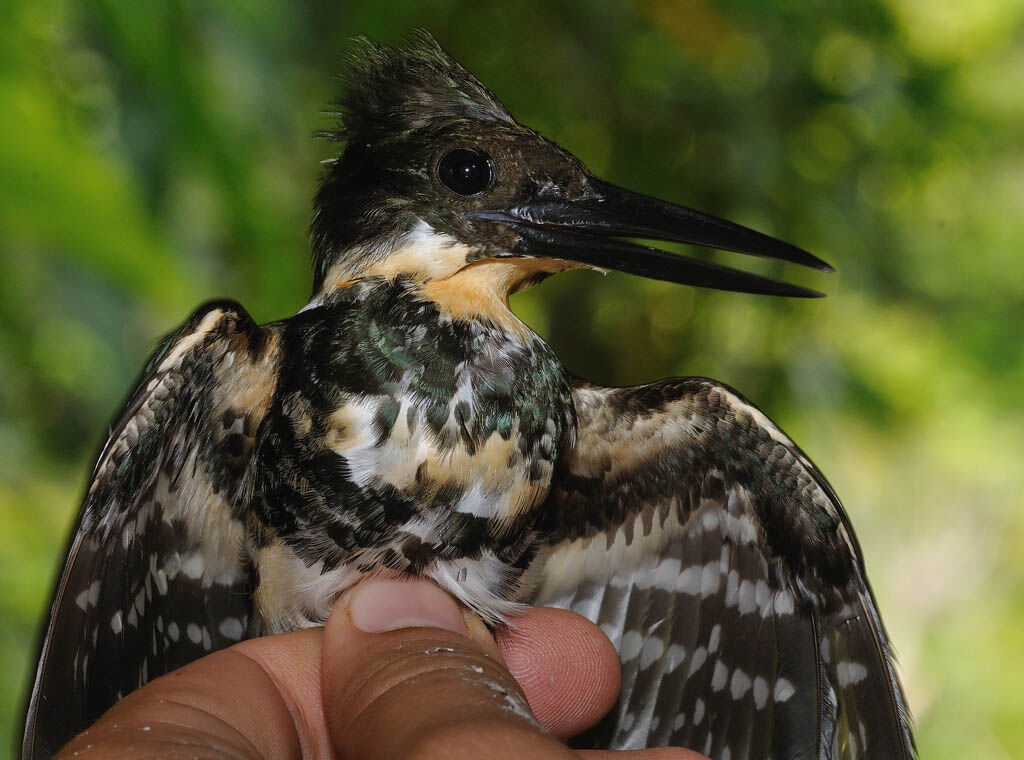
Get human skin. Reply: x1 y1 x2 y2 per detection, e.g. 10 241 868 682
55 577 707 760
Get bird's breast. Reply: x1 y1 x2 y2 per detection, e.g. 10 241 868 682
251 279 575 626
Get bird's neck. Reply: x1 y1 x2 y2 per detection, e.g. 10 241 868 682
311 218 577 334
416 260 540 337
313 259 556 338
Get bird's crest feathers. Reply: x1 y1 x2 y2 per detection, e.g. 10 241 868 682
327 31 514 144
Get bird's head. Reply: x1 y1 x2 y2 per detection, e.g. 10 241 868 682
310 32 831 312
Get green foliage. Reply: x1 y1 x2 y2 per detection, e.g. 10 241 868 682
2 1 1022 756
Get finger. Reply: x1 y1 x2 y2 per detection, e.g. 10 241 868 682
579 750 710 760
496 606 621 739
233 627 333 758
56 630 323 760
322 577 576 760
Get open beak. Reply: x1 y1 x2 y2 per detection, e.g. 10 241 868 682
471 177 832 297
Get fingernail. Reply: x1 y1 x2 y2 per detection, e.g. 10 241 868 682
346 578 467 635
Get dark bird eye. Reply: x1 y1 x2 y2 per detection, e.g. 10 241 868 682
437 148 493 196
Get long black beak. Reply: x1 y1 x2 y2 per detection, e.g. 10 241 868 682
471 177 831 297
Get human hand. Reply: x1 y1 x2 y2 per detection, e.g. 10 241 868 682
56 577 707 759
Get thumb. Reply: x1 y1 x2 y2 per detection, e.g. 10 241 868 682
322 577 575 760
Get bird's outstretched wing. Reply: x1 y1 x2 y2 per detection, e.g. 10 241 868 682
22 301 280 760
526 378 914 759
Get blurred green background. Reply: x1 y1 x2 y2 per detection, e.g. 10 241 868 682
2 0 1022 757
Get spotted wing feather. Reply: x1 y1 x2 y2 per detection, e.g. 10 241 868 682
22 301 279 760
527 378 914 759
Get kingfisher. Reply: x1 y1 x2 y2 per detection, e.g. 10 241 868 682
23 31 914 760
